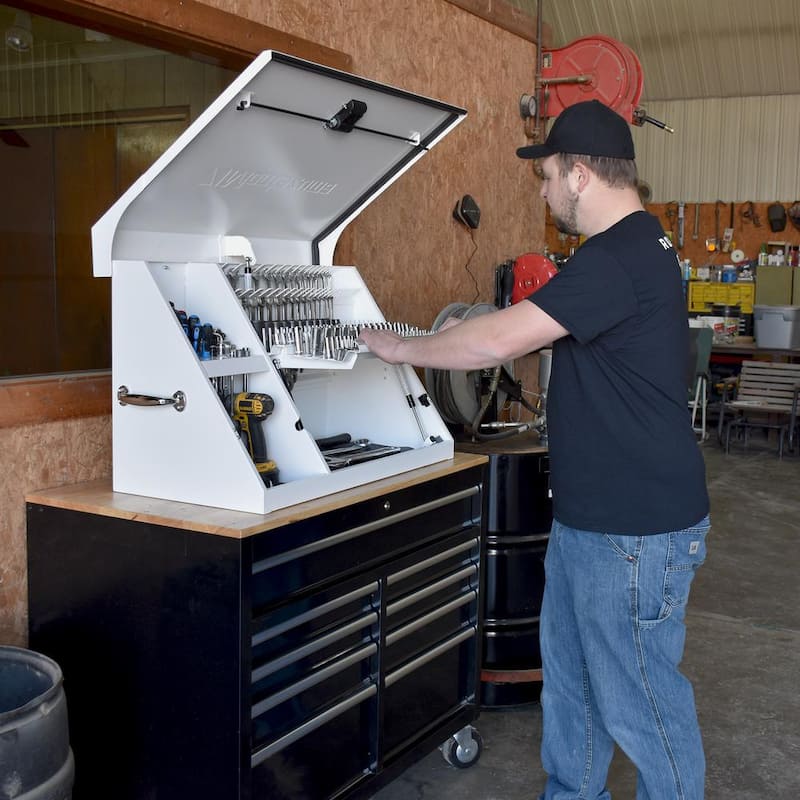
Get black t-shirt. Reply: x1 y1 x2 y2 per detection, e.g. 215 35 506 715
530 211 709 534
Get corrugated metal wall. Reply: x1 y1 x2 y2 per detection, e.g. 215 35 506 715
508 0 800 202
537 0 800 101
632 95 800 202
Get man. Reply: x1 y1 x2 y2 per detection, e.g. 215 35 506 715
360 99 710 800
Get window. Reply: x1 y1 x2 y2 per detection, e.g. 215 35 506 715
0 4 236 376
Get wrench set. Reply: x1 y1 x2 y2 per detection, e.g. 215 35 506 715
222 262 430 361
223 263 336 322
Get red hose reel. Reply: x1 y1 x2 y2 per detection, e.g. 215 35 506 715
541 35 643 123
521 35 670 132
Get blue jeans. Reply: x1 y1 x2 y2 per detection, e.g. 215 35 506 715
538 516 710 800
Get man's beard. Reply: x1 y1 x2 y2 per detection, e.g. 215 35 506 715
552 190 579 236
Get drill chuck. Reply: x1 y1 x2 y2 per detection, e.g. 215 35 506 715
234 394 274 418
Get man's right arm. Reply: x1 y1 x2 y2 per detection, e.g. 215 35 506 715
359 300 568 369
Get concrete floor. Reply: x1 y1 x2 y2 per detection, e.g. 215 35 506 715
371 439 800 799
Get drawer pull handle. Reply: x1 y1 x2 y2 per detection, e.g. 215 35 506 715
384 627 475 688
486 533 550 546
251 642 377 719
252 486 481 575
387 538 478 586
251 683 378 766
251 582 379 647
385 591 476 647
252 612 378 683
117 385 186 412
386 565 477 616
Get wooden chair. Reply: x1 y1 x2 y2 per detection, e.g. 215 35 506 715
719 360 800 457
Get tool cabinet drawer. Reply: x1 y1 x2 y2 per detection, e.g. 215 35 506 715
250 577 380 751
249 470 483 607
380 529 480 760
382 625 478 759
251 683 377 799
384 533 479 672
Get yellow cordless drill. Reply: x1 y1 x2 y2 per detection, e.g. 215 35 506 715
232 392 279 487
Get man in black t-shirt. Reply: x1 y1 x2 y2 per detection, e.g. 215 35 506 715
360 100 710 800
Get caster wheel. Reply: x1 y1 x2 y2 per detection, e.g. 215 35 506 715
440 726 483 768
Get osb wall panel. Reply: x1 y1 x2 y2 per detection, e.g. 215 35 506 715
213 0 545 328
1 0 545 644
0 417 111 645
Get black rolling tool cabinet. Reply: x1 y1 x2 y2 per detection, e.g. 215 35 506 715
27 453 487 800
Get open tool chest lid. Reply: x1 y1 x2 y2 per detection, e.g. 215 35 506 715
92 51 466 275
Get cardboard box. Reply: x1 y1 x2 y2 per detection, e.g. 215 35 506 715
755 265 793 305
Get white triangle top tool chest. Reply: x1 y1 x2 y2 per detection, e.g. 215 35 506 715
92 51 466 514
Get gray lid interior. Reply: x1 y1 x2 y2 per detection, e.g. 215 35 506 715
102 51 465 260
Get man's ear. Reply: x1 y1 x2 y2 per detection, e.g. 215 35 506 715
572 161 591 193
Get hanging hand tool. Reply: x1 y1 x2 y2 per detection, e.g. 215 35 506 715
712 200 724 251
677 202 685 249
232 392 279 486
665 202 677 243
722 202 734 253
741 202 761 228
693 203 700 240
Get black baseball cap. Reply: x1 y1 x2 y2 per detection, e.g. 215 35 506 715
517 99 635 160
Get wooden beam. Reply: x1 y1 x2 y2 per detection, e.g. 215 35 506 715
0 373 112 429
12 0 352 72
443 0 551 46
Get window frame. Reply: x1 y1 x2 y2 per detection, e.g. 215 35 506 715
0 0 351 428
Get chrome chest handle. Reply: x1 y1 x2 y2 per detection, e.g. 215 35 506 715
117 385 186 412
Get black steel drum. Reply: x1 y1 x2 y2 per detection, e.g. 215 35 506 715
457 433 553 706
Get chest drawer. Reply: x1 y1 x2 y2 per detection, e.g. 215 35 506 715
249 469 483 608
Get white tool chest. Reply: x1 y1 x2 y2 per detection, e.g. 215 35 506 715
92 51 466 514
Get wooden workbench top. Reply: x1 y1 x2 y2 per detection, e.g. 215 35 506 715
26 452 488 539
712 338 800 356
455 430 548 456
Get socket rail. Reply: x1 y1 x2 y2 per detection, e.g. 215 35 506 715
223 262 430 363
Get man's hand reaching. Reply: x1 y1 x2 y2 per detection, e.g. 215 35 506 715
358 328 406 364
358 302 567 370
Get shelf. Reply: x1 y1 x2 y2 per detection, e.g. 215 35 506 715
267 345 359 371
201 355 270 378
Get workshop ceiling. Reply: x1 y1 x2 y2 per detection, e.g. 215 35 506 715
509 0 800 102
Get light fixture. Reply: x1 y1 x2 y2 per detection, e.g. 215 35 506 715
5 10 33 53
